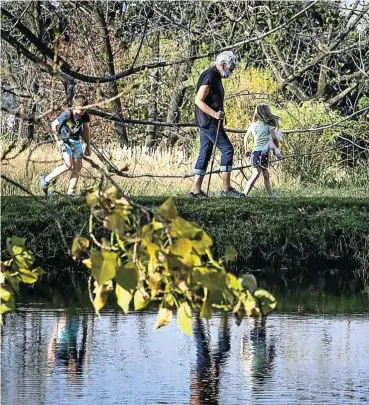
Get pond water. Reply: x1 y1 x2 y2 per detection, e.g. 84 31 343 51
1 295 369 405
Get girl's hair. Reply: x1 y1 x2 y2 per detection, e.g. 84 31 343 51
253 104 280 128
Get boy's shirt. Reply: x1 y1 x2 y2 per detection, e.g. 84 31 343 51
57 110 90 140
250 121 274 151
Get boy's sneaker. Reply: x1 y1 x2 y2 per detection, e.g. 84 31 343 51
39 175 50 196
220 187 245 198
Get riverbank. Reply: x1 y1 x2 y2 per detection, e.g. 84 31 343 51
2 195 369 292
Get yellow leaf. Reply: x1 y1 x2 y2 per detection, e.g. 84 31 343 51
103 186 119 200
115 284 132 314
90 251 117 285
93 284 109 312
170 237 192 256
18 269 38 284
191 231 213 255
148 273 162 298
83 259 92 269
71 237 90 260
170 217 201 239
155 307 173 329
0 286 12 302
227 273 240 291
12 246 34 269
86 189 99 206
0 270 5 284
177 302 192 336
134 289 150 310
243 292 260 317
254 289 277 316
156 198 178 221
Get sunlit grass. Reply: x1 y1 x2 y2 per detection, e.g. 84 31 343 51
1 141 368 198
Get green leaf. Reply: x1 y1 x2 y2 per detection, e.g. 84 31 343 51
177 302 192 336
224 246 237 262
134 289 150 310
155 307 173 329
200 299 213 320
115 284 132 314
4 271 20 294
32 267 45 277
90 251 117 285
71 237 90 259
6 237 26 256
18 269 38 284
115 264 138 291
156 198 178 221
241 274 257 293
193 268 227 303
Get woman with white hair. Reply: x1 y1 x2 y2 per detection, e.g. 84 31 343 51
190 51 245 198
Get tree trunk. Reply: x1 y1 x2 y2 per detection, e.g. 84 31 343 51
145 31 160 150
96 6 128 145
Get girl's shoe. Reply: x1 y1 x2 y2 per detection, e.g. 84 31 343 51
66 191 78 197
269 193 278 199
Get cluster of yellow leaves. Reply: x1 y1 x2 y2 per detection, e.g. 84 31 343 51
72 187 277 335
1 237 44 323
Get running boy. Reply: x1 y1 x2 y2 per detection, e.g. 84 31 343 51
39 95 91 196
243 104 280 198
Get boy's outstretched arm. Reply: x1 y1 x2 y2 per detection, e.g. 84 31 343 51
51 119 60 142
83 123 91 156
244 127 252 156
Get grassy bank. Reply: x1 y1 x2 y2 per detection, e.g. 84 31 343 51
1 195 369 292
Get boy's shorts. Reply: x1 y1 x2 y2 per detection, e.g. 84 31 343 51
252 150 268 169
61 139 83 158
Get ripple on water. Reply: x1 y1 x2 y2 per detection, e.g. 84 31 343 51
1 307 369 405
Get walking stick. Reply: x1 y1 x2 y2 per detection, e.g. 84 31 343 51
206 118 222 197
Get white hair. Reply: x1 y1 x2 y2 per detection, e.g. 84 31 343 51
216 51 238 68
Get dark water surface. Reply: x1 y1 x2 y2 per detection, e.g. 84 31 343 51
1 297 369 405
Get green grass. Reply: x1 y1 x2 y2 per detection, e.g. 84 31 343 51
2 195 369 291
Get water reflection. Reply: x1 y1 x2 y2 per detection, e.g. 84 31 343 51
240 318 276 391
47 312 87 384
2 308 369 405
190 315 231 405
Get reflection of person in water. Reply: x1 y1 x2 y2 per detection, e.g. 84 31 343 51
240 318 276 389
190 314 231 405
47 312 87 383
